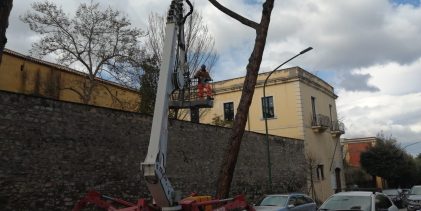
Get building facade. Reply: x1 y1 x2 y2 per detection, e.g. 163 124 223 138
200 67 345 201
342 137 378 168
0 49 140 111
341 137 385 188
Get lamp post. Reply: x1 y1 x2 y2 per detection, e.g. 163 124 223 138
403 141 421 150
263 47 313 192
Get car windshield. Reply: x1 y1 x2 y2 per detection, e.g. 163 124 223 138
410 187 421 195
257 196 288 207
319 195 371 211
383 189 398 195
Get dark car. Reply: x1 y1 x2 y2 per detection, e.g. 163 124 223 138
402 189 411 195
383 189 403 208
407 185 421 211
254 193 317 211
401 189 410 207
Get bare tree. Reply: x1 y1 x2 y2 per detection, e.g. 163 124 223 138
0 0 13 64
303 153 320 202
209 0 275 199
145 10 218 76
144 9 218 119
21 1 144 104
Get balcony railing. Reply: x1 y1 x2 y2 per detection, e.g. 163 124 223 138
169 78 214 109
330 120 345 137
311 114 330 132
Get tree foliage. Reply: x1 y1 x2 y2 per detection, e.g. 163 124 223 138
415 154 421 184
0 0 13 63
211 115 233 128
21 1 144 103
344 163 373 189
138 56 160 114
360 138 417 187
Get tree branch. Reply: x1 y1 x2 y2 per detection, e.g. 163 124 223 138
97 82 125 109
208 0 259 29
61 86 83 101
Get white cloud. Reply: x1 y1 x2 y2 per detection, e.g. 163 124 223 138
356 59 421 95
5 0 421 148
338 74 421 143
336 57 421 142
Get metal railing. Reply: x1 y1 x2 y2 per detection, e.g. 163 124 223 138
169 78 214 108
331 120 345 134
311 114 330 128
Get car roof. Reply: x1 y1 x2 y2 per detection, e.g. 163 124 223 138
265 193 307 197
332 191 376 197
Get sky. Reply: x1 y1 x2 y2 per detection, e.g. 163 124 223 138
5 0 421 155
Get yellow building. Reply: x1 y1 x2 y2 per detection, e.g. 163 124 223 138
0 49 140 111
201 67 345 201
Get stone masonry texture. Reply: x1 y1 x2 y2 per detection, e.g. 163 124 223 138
0 90 306 210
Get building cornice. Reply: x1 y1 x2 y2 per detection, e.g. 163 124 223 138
342 137 380 144
213 67 338 99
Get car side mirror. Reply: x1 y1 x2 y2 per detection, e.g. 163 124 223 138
287 204 295 209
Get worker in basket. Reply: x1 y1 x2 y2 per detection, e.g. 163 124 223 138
194 64 213 100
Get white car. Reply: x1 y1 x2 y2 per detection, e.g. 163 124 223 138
407 185 421 211
318 191 398 211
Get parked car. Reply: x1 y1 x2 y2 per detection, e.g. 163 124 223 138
382 189 403 208
254 193 317 211
407 185 421 211
318 191 398 211
401 188 410 207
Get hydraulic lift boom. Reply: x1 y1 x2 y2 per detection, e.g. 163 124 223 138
140 0 188 208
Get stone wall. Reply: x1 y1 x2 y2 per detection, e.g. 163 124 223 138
0 90 306 210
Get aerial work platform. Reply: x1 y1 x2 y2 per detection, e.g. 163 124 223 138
169 78 214 109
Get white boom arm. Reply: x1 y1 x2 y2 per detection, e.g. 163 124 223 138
141 0 187 208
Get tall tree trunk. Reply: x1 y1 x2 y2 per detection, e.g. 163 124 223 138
215 0 274 199
0 0 13 64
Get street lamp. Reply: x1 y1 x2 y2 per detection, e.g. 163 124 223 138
403 141 421 150
263 47 313 192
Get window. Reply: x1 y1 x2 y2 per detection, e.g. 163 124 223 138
319 195 371 211
375 194 392 210
288 196 297 206
304 196 315 204
257 196 288 206
296 196 306 206
261 96 274 118
311 96 316 122
329 104 333 121
316 164 324 180
223 102 234 121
